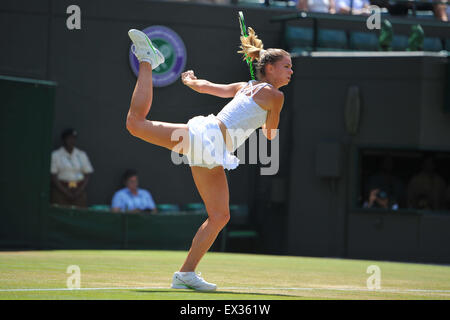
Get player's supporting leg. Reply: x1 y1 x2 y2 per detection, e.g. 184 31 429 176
181 166 230 270
171 165 230 291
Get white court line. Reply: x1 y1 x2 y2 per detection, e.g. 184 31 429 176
225 287 450 294
0 287 167 292
0 286 450 294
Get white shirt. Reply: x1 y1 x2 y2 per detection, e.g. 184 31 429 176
111 188 156 212
216 81 270 152
51 147 94 182
336 0 369 12
308 0 331 12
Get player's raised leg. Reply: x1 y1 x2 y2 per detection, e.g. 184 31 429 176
126 29 189 152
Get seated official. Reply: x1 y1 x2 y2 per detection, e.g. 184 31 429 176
50 128 94 208
111 169 157 213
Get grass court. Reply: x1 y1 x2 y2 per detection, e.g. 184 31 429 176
1 250 450 300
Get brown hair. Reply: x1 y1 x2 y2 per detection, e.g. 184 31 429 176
238 27 290 79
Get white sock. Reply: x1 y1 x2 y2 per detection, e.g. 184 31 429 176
139 59 153 67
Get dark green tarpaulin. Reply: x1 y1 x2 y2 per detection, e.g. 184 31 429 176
44 206 207 250
0 75 56 250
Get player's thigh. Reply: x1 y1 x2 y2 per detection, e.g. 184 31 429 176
132 120 190 154
190 166 230 219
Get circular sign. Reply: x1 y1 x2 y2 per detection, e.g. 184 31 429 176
129 26 187 87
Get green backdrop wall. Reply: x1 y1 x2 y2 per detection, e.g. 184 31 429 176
0 76 56 249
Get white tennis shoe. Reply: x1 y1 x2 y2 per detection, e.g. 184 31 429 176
171 271 217 292
128 29 165 69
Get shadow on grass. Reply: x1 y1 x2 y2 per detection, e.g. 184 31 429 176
134 289 299 298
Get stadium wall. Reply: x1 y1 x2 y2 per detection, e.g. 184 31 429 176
286 52 450 263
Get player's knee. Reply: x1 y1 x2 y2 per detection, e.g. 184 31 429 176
220 212 230 226
209 209 230 229
126 115 140 136
126 115 136 135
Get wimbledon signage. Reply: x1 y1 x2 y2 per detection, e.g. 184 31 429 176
129 25 187 87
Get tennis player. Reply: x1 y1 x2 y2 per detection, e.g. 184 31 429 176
127 27 293 291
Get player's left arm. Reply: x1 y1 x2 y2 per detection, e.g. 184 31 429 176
181 70 246 98
262 91 284 140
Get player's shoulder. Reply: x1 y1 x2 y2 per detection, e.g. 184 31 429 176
262 87 283 112
261 83 283 96
272 88 284 100
236 81 249 87
263 86 284 104
232 81 248 92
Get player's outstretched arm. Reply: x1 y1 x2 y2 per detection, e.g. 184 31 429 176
181 70 246 98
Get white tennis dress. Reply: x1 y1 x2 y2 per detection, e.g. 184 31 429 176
185 80 272 170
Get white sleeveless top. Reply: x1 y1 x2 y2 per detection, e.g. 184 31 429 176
216 80 272 152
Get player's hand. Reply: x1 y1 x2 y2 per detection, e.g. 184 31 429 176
181 70 197 85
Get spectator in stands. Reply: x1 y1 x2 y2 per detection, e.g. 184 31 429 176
297 0 336 13
380 0 447 20
413 0 449 21
111 169 157 213
172 0 231 3
434 0 448 21
50 128 94 208
335 0 371 15
363 155 404 210
363 188 397 209
407 156 446 210
418 0 449 21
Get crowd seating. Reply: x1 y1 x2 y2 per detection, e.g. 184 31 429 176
233 0 450 53
273 13 450 53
